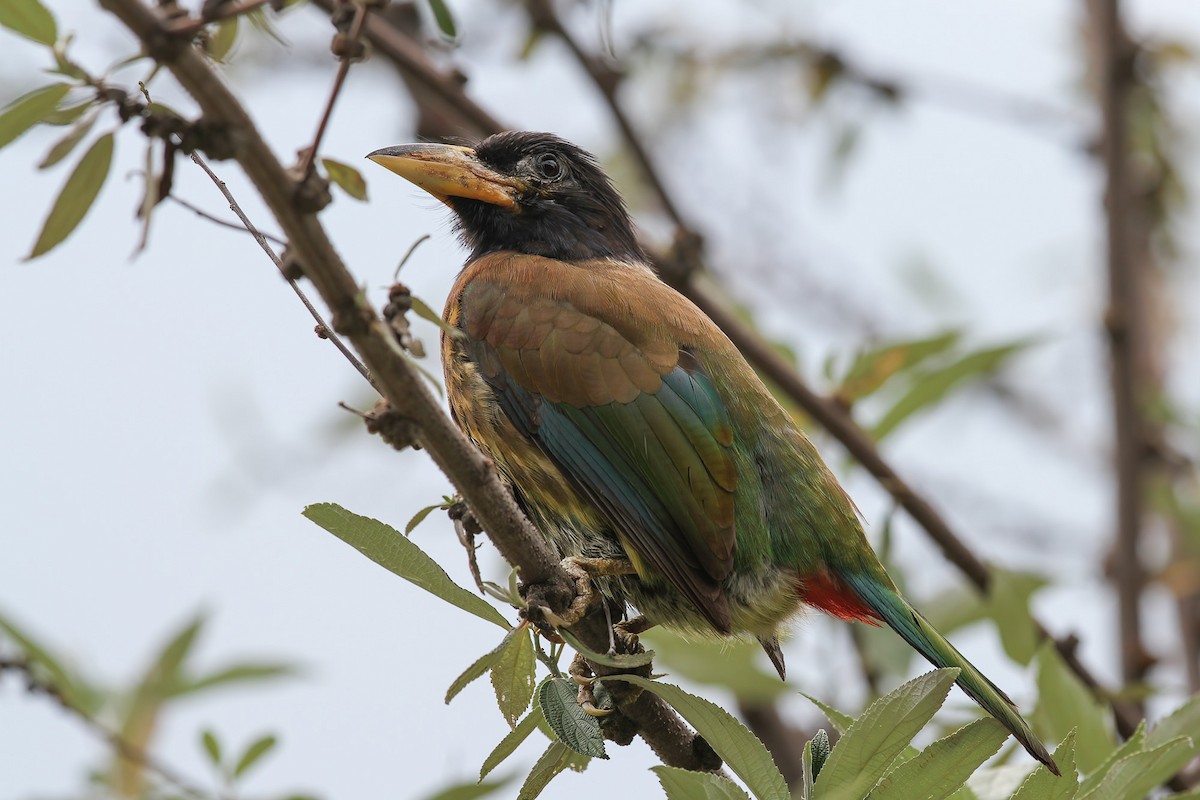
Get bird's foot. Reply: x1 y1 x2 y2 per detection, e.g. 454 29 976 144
569 653 612 716
539 556 636 630
609 615 654 656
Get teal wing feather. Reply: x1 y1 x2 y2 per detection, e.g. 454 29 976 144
459 283 739 632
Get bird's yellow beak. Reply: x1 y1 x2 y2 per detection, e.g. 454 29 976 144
366 143 523 210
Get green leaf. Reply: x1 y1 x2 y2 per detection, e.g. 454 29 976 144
641 628 787 704
603 675 788 800
27 131 114 259
0 0 57 45
233 734 277 779
802 737 817 800
1011 731 1078 800
206 16 238 62
38 106 98 169
558 629 655 669
411 295 465 340
810 729 831 779
872 339 1034 440
302 503 509 629
426 0 456 39
1077 722 1143 796
984 570 1046 666
870 718 1008 800
406 502 445 535
322 157 368 201
0 83 69 150
446 628 521 705
200 729 222 767
0 609 97 712
422 777 513 800
178 661 296 696
517 741 588 800
1146 693 1200 751
1078 737 1193 800
801 693 857 735
652 766 751 800
491 626 536 727
537 677 607 759
1032 644 1114 773
815 668 959 800
43 100 91 126
480 708 541 781
837 330 961 402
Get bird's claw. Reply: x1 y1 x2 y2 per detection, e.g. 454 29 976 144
540 557 597 629
569 653 613 716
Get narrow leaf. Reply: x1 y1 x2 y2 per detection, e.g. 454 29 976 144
1077 722 1143 797
559 629 655 669
1146 693 1200 751
0 610 95 711
480 708 541 781
39 107 98 169
1032 644 1114 773
1011 731 1078 800
206 16 238 62
0 83 69 150
0 0 57 45
872 340 1034 440
815 668 959 800
517 741 588 800
406 502 444 535
322 157 368 201
801 694 856 734
303 503 509 629
537 677 607 758
177 661 296 697
837 330 960 402
27 131 114 259
201 729 222 766
1078 737 1193 800
426 0 457 39
491 626 536 726
422 777 513 800
603 675 788 800
446 629 520 705
870 718 1008 800
233 734 277 779
802 738 816 800
652 766 751 800
411 295 465 340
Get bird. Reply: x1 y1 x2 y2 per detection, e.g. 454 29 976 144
367 131 1057 774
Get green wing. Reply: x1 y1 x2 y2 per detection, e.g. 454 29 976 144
460 283 739 631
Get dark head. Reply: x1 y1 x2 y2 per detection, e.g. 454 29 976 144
367 131 642 262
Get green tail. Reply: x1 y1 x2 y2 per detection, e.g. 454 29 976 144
842 572 1059 775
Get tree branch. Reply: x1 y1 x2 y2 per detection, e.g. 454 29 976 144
1088 0 1151 700
97 0 713 771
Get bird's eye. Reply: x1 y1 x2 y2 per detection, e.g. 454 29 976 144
534 153 564 181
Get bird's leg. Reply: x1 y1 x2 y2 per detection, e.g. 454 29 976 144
540 556 636 629
568 653 611 717
611 615 654 654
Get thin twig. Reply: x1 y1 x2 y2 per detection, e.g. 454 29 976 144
298 1 367 178
188 151 375 389
167 194 287 246
0 659 220 800
166 0 273 36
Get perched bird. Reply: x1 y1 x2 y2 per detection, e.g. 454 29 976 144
368 131 1057 774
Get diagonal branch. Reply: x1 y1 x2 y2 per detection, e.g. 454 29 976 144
97 0 715 771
